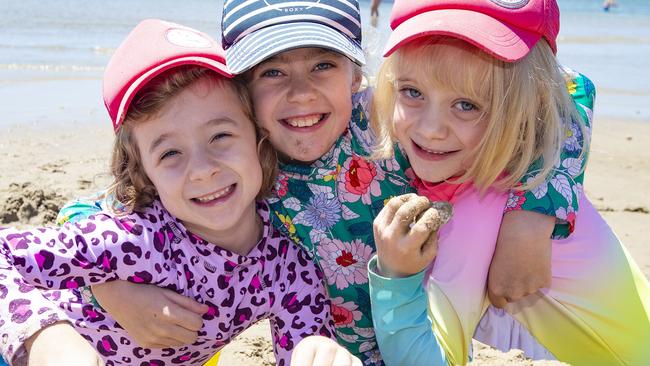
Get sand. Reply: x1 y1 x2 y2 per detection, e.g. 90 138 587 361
1 116 648 365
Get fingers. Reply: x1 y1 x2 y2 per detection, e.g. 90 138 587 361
136 321 199 347
375 193 418 230
165 289 210 315
419 231 439 261
291 336 361 366
291 340 316 365
330 347 362 366
310 347 336 366
139 326 198 348
391 195 431 233
162 291 207 331
427 201 453 230
406 201 452 248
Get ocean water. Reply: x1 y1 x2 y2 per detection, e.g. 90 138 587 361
1 0 649 126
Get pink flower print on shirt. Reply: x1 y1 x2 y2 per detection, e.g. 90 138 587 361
275 174 289 198
330 296 362 328
555 206 577 233
317 238 373 290
338 156 383 205
505 190 527 212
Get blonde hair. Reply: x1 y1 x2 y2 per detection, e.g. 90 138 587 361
105 66 277 214
372 37 587 192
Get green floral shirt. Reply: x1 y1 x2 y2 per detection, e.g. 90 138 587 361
505 69 595 239
55 70 595 366
267 88 413 364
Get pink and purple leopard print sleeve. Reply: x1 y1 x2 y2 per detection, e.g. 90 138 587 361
0 201 334 365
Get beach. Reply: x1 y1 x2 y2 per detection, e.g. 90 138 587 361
2 0 650 364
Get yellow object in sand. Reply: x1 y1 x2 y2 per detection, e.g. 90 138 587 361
203 352 220 366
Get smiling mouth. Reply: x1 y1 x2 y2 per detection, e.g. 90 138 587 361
412 141 459 159
280 113 328 128
192 184 235 205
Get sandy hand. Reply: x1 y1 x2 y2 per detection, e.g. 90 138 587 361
373 194 453 278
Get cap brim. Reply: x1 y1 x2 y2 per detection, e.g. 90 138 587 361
384 9 540 62
226 22 365 74
113 57 231 130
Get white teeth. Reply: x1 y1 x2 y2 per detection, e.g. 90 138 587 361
421 147 448 155
284 114 322 127
195 185 233 202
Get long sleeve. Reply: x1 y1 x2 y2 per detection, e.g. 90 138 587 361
0 214 160 289
0 254 68 363
269 238 336 366
367 256 447 366
0 196 108 364
0 213 159 362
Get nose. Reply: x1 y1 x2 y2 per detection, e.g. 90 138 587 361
417 102 449 140
188 148 220 182
286 74 317 104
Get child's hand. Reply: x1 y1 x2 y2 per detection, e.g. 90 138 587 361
91 281 209 348
373 194 452 278
488 210 554 308
291 336 362 366
25 321 104 366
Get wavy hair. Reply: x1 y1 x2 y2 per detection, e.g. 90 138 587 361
105 66 277 214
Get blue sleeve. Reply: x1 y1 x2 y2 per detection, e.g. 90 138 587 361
368 256 447 366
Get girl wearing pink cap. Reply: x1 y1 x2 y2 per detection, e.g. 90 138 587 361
368 0 650 365
0 19 363 366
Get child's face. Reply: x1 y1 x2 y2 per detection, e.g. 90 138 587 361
133 78 263 241
392 54 488 183
247 47 362 164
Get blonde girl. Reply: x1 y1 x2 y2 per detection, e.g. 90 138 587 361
368 1 650 365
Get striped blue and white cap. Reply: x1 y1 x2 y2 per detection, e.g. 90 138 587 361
222 0 365 74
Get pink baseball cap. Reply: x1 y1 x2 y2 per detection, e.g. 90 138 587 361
383 0 560 61
104 19 232 132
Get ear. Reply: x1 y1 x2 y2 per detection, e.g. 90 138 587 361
351 67 363 93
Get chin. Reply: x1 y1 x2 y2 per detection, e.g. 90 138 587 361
417 170 447 184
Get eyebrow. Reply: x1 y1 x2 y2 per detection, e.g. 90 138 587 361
395 77 419 85
262 48 334 64
148 117 238 154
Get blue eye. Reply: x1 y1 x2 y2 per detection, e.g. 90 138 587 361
211 133 231 142
261 69 282 78
400 87 422 99
160 150 180 161
314 62 334 71
455 100 478 112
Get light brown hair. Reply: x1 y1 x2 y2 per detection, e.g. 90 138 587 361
372 37 587 192
105 66 277 214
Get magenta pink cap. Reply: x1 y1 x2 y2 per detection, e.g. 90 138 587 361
104 19 232 132
384 0 560 61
